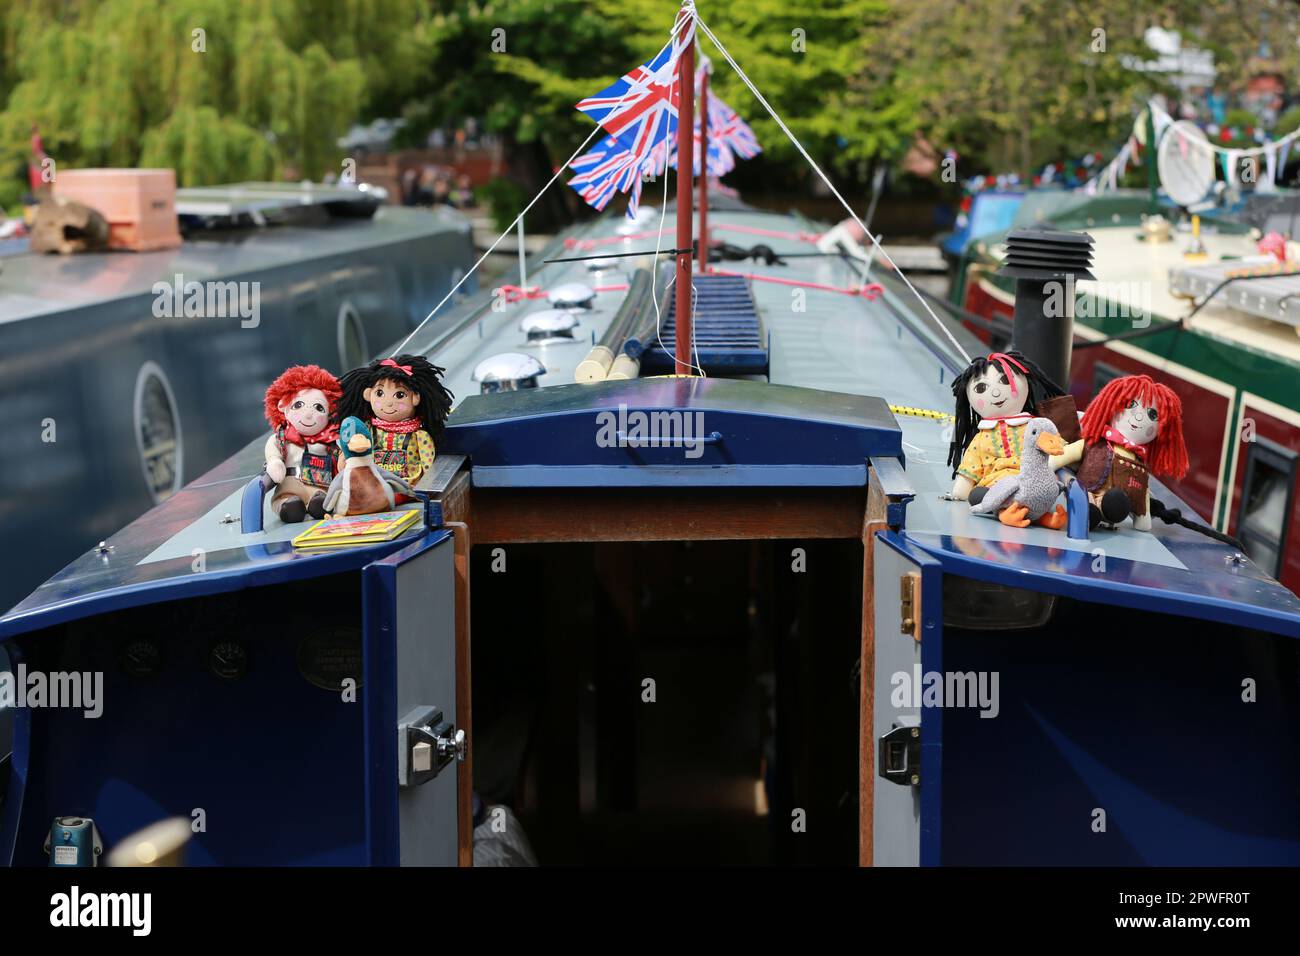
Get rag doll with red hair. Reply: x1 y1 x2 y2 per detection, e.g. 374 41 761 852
263 365 343 522
1057 374 1189 532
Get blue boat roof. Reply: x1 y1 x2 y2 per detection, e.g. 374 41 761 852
0 204 470 325
3 203 1300 642
0 444 434 640
444 376 901 488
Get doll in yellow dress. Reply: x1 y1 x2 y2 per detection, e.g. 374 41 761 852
336 355 454 498
946 351 1066 501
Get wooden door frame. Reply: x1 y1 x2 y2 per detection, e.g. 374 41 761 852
430 462 901 866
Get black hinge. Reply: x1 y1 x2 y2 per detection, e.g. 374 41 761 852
878 724 921 786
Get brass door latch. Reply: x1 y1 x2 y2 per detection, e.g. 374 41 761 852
900 572 920 641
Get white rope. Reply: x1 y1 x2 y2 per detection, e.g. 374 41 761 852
390 18 693 358
693 14 972 364
388 123 604 357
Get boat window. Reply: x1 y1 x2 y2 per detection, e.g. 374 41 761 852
133 361 183 504
337 300 369 369
943 575 1057 630
1091 361 1123 398
1236 438 1297 578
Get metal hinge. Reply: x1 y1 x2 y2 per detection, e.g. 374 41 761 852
900 572 920 641
878 723 921 787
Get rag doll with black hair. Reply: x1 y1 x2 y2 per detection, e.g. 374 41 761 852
335 354 454 492
946 350 1069 502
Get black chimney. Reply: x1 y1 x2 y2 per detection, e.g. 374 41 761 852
996 227 1094 389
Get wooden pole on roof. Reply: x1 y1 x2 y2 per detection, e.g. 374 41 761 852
697 63 710 273
674 5 696 375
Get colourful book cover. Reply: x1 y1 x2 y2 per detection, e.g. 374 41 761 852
291 509 422 549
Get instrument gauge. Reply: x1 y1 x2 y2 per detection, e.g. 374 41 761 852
120 638 162 679
207 639 249 681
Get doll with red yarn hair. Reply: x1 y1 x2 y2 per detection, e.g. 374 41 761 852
1063 374 1188 532
263 365 344 522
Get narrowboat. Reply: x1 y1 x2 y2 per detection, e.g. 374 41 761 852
1 185 1297 866
952 190 1300 593
0 183 475 613
1 8 1297 867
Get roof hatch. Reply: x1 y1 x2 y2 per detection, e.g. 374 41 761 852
442 377 901 488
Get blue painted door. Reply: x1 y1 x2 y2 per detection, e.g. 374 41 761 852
362 531 461 865
872 533 944 866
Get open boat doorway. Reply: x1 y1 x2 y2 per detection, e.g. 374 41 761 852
469 537 864 865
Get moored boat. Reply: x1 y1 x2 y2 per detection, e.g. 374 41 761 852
0 183 475 612
953 190 1300 592
1 7 1296 868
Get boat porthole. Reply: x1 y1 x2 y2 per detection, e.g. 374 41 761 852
133 361 183 504
337 300 369 369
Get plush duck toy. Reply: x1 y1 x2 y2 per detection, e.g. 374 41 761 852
969 417 1068 529
322 417 413 517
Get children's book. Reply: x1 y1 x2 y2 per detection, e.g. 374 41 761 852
291 509 422 550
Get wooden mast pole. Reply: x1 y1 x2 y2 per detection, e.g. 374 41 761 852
674 5 696 375
697 63 709 273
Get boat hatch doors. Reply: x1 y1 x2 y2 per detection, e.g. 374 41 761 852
872 533 942 867
362 531 463 865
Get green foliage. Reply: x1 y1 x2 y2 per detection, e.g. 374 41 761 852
862 0 1300 181
475 176 535 233
3 0 1297 205
0 0 422 187
1277 107 1300 137
1220 108 1258 149
408 0 894 181
139 107 278 184
695 1 899 172
863 0 1184 178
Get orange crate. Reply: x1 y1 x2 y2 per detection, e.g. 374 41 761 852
54 168 182 252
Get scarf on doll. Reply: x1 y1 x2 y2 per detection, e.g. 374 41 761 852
283 422 339 448
1103 426 1148 459
372 417 424 435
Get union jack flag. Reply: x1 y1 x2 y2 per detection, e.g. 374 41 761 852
570 19 696 219
569 140 653 216
709 94 761 160
569 135 622 171
574 18 696 163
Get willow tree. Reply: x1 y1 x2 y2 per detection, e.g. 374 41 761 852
0 0 424 203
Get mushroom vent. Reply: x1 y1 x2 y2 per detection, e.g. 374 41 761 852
997 226 1095 281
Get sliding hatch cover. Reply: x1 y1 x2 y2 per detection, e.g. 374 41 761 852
362 531 464 865
443 376 902 488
